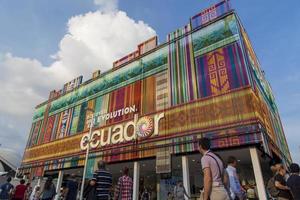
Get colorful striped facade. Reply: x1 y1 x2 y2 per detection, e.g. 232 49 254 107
20 2 291 177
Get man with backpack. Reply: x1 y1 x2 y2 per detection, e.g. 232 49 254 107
0 177 14 200
198 137 230 200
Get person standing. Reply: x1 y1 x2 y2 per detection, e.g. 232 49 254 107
40 177 56 200
226 156 245 200
274 164 293 200
198 137 230 200
173 181 190 200
0 177 14 200
287 163 300 200
93 160 112 200
12 179 27 200
65 174 78 200
141 187 150 200
25 183 32 200
83 179 96 200
114 167 133 200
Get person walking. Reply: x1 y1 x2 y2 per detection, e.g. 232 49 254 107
93 160 112 200
25 183 32 200
12 179 27 200
40 177 56 200
287 163 300 200
274 164 293 200
83 179 96 200
114 167 133 200
198 137 230 200
0 177 14 200
65 174 78 200
29 186 41 200
226 156 245 200
173 181 190 200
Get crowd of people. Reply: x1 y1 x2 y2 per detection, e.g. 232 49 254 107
1 138 299 200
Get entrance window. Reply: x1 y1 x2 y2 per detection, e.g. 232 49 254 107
158 155 183 200
188 154 203 197
107 161 134 196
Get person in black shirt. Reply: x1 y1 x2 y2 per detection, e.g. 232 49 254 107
274 164 293 200
287 163 300 200
65 174 78 200
83 179 97 200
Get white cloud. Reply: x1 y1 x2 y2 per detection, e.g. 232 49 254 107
0 6 156 154
52 10 155 79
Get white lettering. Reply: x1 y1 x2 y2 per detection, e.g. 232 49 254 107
80 112 165 150
90 131 101 149
111 125 124 144
124 114 138 141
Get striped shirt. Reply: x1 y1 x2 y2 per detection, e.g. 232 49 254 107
93 169 113 200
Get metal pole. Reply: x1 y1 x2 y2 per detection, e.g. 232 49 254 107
55 170 64 200
132 162 140 200
182 156 191 200
79 113 94 200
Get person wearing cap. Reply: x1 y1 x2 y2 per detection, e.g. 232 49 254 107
93 160 112 200
287 163 300 200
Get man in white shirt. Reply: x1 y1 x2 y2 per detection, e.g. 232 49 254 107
226 156 245 200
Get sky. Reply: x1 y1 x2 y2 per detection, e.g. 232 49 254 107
0 0 299 164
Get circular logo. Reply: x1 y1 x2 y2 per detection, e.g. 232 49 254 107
136 116 154 138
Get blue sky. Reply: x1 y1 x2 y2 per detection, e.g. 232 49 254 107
0 0 299 163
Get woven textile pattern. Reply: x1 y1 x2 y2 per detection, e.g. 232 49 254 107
108 81 141 123
155 71 170 111
43 115 56 143
195 42 249 97
168 24 198 105
83 100 95 131
93 94 109 128
191 0 230 30
141 77 156 115
30 120 42 146
69 105 81 135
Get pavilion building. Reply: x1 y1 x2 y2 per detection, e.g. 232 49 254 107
20 1 291 199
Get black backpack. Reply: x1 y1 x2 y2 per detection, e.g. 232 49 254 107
267 175 279 198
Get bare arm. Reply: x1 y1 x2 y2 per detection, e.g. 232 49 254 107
223 169 230 190
275 181 289 190
203 167 212 200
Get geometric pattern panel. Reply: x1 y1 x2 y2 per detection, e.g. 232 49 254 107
195 42 249 97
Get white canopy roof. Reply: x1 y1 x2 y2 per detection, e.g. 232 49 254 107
0 147 21 171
